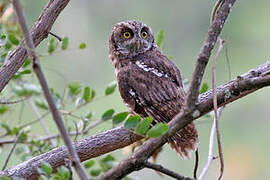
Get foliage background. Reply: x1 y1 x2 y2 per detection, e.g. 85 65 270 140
1 0 270 179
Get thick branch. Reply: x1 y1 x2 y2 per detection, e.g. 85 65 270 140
1 61 269 179
0 0 70 93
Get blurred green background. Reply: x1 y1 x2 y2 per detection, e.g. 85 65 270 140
1 0 270 179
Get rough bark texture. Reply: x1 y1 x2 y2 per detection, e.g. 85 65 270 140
1 60 269 179
0 0 70 92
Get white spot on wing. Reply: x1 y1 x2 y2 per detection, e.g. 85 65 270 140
135 61 167 78
129 89 136 97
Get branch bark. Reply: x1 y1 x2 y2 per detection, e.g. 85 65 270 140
1 60 269 179
0 0 70 93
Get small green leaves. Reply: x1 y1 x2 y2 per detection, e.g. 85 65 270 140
68 82 82 96
135 117 153 135
113 112 128 125
0 34 7 46
8 34 19 45
156 30 164 48
99 154 115 171
124 115 140 129
105 81 117 95
61 37 69 50
13 83 41 97
48 38 56 54
90 169 101 177
102 109 115 120
79 43 86 49
1 176 11 180
35 99 49 110
147 123 169 138
0 106 9 115
54 166 70 180
41 161 53 175
82 86 91 102
22 58 31 68
84 160 95 169
200 82 209 94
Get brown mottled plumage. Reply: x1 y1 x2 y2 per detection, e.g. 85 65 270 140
109 20 198 159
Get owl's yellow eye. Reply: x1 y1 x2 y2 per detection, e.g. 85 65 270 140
123 32 131 39
141 31 148 39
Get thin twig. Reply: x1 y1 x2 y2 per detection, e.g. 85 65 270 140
28 98 56 146
212 37 225 180
144 161 194 180
0 97 26 104
48 32 62 41
198 107 224 180
18 111 50 129
12 0 88 179
193 149 199 179
1 131 23 170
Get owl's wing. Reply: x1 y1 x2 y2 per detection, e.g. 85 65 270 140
117 53 198 159
118 62 185 123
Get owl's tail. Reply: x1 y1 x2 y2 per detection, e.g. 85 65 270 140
168 122 198 159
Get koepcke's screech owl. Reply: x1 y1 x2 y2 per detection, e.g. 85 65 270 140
109 20 198 159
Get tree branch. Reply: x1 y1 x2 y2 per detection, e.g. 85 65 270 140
0 0 70 93
1 60 269 179
144 161 194 180
12 0 87 179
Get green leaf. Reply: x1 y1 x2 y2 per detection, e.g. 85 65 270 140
113 112 128 125
147 123 169 138
156 30 164 48
48 38 56 54
0 106 9 115
85 112 93 119
105 81 117 95
102 109 115 121
1 176 11 180
135 117 153 135
83 86 91 102
13 83 41 97
200 82 209 94
4 41 12 50
79 43 86 49
68 82 82 96
56 166 70 179
13 69 32 79
124 115 140 130
90 169 101 177
8 34 20 45
41 161 53 175
23 58 31 68
99 154 115 171
0 34 7 46
35 99 49 110
61 37 69 50
84 160 95 169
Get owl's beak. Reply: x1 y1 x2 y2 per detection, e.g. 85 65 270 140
135 40 141 51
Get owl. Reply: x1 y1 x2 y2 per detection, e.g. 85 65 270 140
109 20 198 159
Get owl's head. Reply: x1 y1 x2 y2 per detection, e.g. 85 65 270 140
109 20 155 59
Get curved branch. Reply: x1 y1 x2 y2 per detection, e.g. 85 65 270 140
0 0 70 92
1 60 270 179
